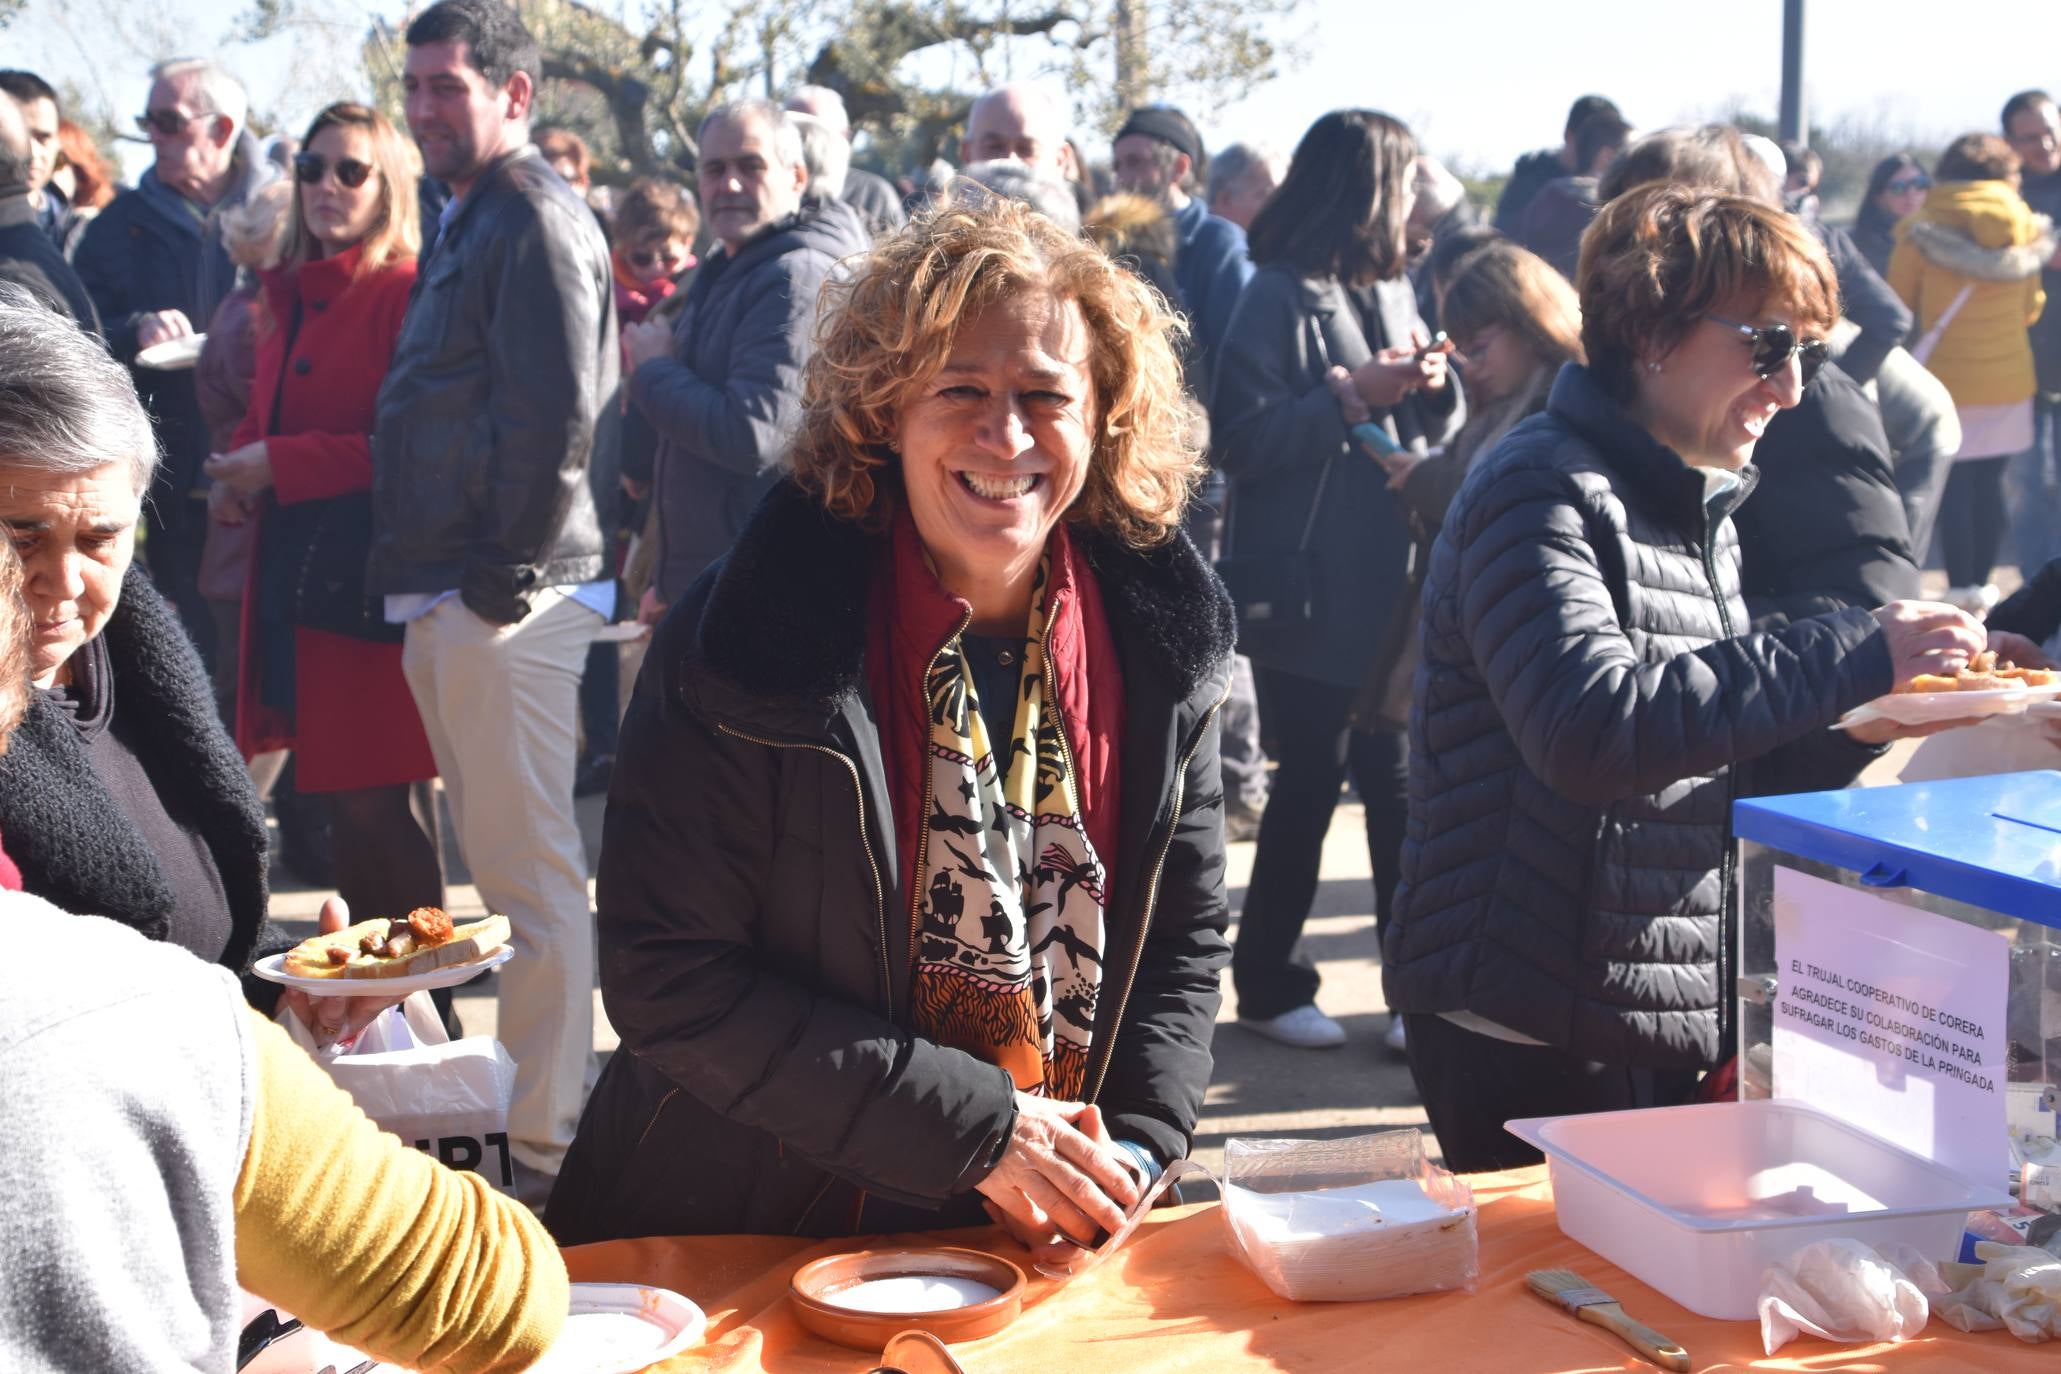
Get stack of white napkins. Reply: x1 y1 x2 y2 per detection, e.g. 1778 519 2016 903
1221 1131 1478 1302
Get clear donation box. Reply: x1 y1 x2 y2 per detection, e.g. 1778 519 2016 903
1733 770 2061 1196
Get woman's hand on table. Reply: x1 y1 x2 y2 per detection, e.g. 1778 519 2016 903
204 441 274 497
277 896 411 1048
975 1095 1141 1265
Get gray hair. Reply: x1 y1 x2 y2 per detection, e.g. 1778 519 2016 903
1207 142 1279 205
788 111 850 200
699 99 804 172
0 91 27 190
785 85 850 139
954 161 1080 234
150 57 249 144
0 285 160 494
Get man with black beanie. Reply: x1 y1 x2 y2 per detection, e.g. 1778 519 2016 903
1113 104 1251 400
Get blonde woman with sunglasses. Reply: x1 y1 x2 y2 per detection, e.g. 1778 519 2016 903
202 102 447 1039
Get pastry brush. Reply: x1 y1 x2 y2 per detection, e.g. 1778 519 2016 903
1527 1267 1690 1372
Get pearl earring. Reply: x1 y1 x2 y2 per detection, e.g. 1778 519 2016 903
1647 361 1662 373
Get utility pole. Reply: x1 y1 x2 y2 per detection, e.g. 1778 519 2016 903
1779 0 1806 144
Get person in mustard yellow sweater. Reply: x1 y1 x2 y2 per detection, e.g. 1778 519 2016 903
0 897 569 1373
1888 132 2056 608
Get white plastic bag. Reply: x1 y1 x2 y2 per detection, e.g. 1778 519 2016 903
1220 1130 1477 1302
279 994 518 1192
1757 1239 1929 1354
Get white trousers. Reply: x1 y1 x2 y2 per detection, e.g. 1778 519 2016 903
402 589 599 1173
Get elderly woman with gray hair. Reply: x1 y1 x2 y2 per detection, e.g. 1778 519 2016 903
0 286 282 1003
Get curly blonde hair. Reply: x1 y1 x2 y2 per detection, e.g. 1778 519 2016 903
791 191 1200 548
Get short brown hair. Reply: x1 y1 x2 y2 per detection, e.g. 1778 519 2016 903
1935 132 2019 184
612 177 699 248
1441 242 1586 371
536 127 590 178
1576 183 1839 401
791 193 1200 548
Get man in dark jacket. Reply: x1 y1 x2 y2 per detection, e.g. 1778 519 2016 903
371 0 617 1199
0 92 95 331
625 99 868 608
0 71 71 246
73 58 275 671
1112 104 1253 399
1734 362 1921 628
2006 89 2061 575
1517 109 1630 281
1804 218 1910 387
1494 94 1622 233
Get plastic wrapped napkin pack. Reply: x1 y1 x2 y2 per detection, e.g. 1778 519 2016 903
1218 1130 1478 1302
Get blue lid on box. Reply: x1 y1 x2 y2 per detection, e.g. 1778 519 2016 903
1733 770 2061 928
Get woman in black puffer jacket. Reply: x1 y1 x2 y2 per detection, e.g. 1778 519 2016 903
1384 184 1989 1170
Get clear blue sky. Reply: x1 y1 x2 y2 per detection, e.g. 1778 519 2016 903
7 0 2057 178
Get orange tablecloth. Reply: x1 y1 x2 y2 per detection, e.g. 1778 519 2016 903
564 1166 2047 1372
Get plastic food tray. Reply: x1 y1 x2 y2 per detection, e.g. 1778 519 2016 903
1506 1098 2013 1319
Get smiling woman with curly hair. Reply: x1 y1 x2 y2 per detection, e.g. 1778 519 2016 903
550 192 1239 1256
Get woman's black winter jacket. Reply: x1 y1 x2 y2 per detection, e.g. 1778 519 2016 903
547 482 1236 1242
1384 365 1894 1071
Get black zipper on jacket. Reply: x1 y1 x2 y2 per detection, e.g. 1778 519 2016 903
713 722 891 1018
1083 679 1232 1104
1697 515 1741 1064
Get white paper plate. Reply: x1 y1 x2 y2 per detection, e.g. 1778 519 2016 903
320 1283 706 1373
1833 681 2061 730
528 1284 707 1373
251 943 513 997
134 333 207 370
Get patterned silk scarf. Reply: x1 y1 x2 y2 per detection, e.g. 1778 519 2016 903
908 556 1108 1101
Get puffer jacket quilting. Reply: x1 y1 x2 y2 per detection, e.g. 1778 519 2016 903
1384 364 1893 1070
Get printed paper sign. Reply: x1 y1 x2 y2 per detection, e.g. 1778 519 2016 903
1772 866 2010 1188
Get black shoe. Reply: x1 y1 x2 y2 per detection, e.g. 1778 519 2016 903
574 752 616 799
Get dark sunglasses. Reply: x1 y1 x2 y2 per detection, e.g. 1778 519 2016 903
625 246 683 270
135 108 215 136
1886 175 1931 194
294 152 375 189
1706 313 1830 386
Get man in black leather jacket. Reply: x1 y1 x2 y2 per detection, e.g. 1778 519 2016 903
370 0 616 1202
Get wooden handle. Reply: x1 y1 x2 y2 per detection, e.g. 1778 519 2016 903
1579 1301 1691 1372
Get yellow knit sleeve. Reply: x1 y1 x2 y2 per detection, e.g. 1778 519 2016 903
233 1009 569 1373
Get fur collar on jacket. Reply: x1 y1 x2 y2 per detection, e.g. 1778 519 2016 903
1906 215 2058 282
691 479 1236 710
0 568 269 967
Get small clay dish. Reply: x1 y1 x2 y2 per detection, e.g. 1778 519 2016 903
789 1246 1026 1349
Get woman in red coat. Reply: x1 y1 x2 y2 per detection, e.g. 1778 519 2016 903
205 102 441 921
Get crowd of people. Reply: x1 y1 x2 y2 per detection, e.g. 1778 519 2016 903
0 0 2057 1363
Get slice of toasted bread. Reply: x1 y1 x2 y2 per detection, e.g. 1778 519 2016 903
282 918 396 978
338 915 511 980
